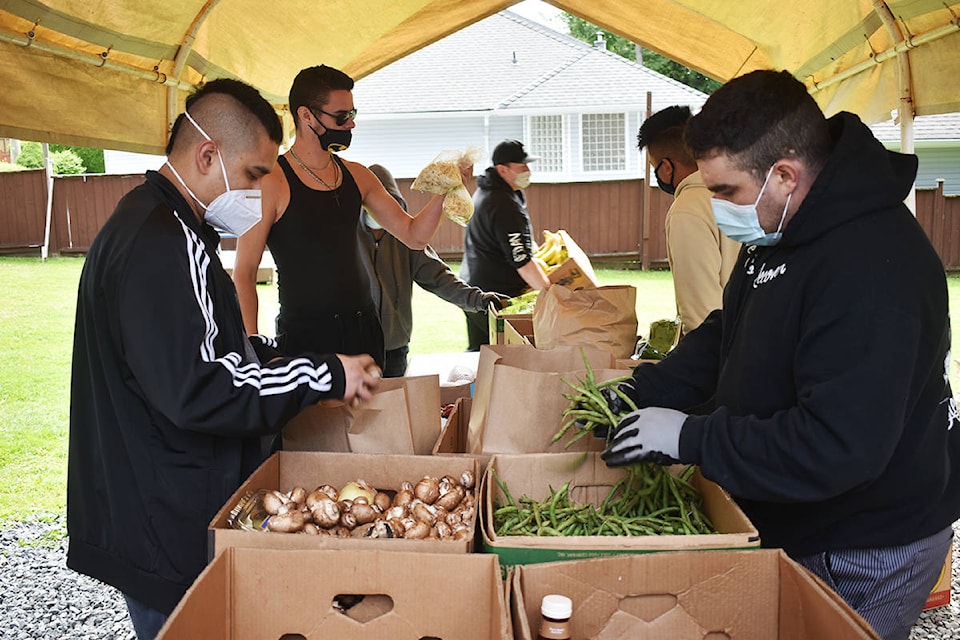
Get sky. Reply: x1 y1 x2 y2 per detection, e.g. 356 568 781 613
508 0 567 31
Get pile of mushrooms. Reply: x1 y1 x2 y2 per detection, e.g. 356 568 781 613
257 471 476 541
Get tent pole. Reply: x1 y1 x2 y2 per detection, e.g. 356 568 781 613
806 17 959 96
0 27 191 91
874 1 917 213
166 1 223 136
640 92 651 270
41 143 53 262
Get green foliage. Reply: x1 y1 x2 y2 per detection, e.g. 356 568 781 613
51 144 105 174
0 161 26 172
563 14 721 94
15 141 104 174
15 141 43 169
51 150 85 174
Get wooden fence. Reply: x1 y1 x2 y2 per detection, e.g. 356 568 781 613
2 169 959 271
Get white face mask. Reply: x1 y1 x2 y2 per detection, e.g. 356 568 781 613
165 111 263 237
514 170 532 190
710 165 790 246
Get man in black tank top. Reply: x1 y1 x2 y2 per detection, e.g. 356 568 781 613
233 65 473 369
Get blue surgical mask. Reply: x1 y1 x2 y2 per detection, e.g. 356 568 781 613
711 165 790 246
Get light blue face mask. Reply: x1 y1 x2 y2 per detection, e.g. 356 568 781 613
711 165 791 246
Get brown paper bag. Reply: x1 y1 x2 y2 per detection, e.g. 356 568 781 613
533 285 638 359
466 344 624 455
282 375 441 454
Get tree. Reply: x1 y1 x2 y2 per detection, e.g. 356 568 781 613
51 149 86 174
15 141 44 169
15 141 86 174
563 15 721 95
51 144 104 173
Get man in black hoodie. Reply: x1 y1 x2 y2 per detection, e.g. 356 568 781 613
602 70 960 639
460 139 551 350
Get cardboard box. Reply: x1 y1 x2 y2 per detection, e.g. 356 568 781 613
208 451 480 558
433 397 494 472
441 379 473 407
483 453 759 570
158 547 511 639
504 316 535 346
547 230 599 291
511 549 880 639
489 306 533 345
924 542 953 610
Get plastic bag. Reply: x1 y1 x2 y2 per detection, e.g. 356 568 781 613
412 146 483 226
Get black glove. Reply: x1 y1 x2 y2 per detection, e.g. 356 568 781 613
481 292 511 311
577 380 636 441
601 407 687 467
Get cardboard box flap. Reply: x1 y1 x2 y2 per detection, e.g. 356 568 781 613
511 550 880 640
160 548 511 639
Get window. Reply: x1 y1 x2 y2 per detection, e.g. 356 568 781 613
529 115 563 172
582 113 626 172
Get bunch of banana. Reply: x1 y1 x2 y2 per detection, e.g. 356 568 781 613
533 230 569 273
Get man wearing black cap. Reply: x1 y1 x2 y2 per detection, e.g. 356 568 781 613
460 139 551 350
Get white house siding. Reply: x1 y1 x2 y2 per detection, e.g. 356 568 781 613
344 114 524 179
102 149 163 175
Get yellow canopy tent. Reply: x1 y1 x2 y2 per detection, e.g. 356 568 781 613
1 0 958 155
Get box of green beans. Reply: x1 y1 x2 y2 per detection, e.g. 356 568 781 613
482 452 759 571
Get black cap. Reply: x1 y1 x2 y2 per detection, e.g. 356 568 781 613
491 139 540 165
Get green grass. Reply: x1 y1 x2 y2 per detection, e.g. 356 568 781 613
1 255 958 519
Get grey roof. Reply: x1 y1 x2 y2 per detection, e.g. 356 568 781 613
870 112 960 143
353 10 707 116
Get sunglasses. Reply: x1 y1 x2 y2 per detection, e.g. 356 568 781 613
312 107 357 126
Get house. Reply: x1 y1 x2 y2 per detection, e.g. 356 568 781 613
870 113 960 195
344 10 708 182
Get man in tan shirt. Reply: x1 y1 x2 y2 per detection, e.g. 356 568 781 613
638 105 741 334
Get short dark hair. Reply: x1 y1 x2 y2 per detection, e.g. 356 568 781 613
685 70 831 179
165 78 282 155
637 105 690 151
289 65 355 128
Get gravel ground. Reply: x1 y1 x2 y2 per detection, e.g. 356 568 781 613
1 514 959 638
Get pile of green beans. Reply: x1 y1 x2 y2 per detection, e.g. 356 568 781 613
492 464 717 537
553 353 636 448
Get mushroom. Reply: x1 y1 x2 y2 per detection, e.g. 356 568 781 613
414 477 441 505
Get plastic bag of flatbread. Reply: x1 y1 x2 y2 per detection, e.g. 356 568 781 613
412 146 483 226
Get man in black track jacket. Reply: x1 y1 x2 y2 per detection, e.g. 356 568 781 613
67 79 380 639
601 70 960 640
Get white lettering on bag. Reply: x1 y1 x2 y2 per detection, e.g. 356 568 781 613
752 262 787 289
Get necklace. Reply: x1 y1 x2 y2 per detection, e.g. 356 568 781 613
288 147 341 206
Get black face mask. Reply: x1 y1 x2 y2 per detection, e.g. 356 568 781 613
654 159 676 196
310 125 352 152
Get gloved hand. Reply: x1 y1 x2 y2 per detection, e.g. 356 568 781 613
601 407 688 467
576 380 636 441
600 380 635 417
481 292 511 311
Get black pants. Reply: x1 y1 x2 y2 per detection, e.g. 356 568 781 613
464 309 489 352
383 345 409 378
276 308 385 369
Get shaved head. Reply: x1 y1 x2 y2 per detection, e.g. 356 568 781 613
166 78 282 157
